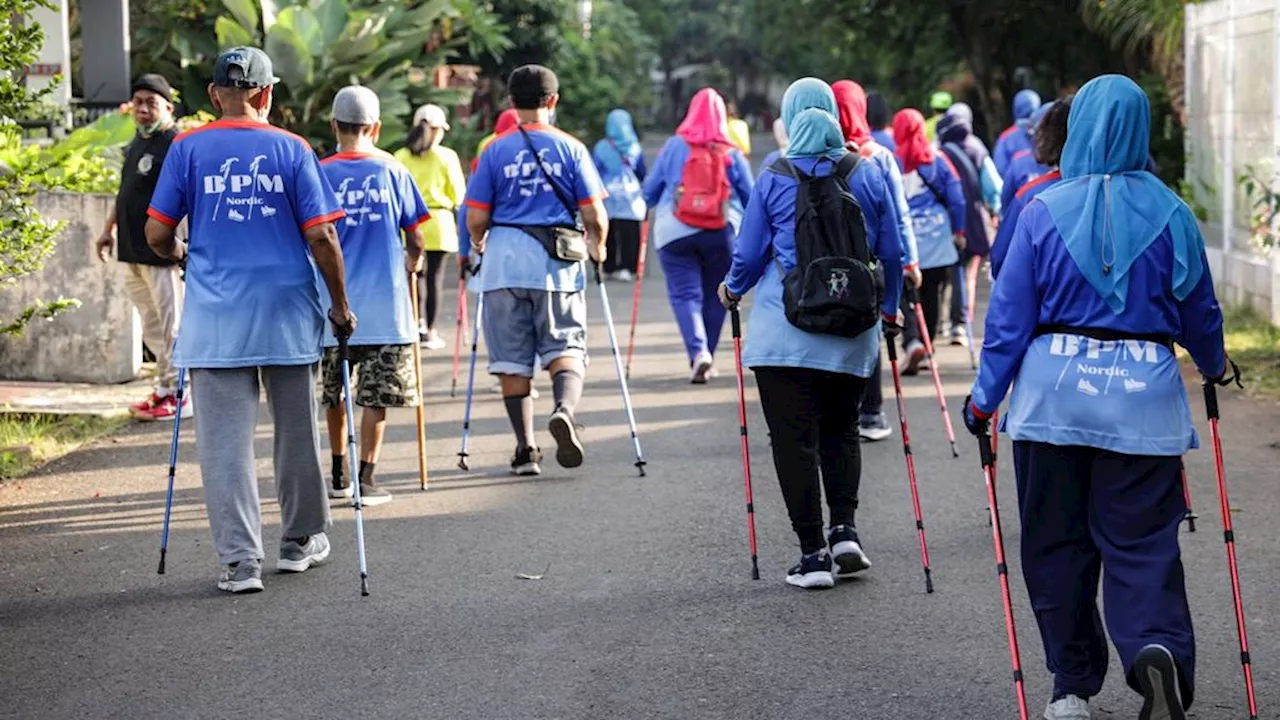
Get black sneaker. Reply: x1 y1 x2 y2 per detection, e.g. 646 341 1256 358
328 473 352 500
785 549 835 589
548 407 584 468
511 446 543 476
355 481 392 507
1136 644 1186 720
828 525 872 578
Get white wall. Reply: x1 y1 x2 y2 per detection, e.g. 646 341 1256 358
1186 0 1280 322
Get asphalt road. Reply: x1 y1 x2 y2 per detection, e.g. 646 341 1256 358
1 135 1277 719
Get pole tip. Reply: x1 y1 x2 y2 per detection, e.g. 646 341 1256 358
636 460 647 477
925 571 935 594
751 558 760 580
157 551 166 575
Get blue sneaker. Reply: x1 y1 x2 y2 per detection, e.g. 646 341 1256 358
785 549 834 589
828 525 872 578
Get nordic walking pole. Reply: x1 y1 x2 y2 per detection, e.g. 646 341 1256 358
978 431 1030 720
910 288 959 457
408 271 430 490
1203 365 1258 718
624 220 649 379
595 262 647 476
157 366 188 575
339 334 371 596
1180 459 1197 532
457 288 484 471
729 305 760 580
451 273 467 398
887 339 934 593
955 262 978 370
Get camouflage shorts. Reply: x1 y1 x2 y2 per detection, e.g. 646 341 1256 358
321 344 419 408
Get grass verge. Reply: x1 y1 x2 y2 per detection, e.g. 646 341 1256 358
1222 303 1280 399
0 413 128 480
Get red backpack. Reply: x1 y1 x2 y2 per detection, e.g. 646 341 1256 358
673 142 733 229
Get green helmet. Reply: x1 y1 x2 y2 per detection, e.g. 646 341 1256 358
929 90 954 111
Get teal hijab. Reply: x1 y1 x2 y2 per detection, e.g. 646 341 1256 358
594 108 641 174
1039 74 1204 314
780 77 846 161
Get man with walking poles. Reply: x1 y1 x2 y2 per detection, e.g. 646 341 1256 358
145 47 354 594
462 64 610 476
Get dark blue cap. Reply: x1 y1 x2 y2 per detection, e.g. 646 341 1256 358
212 47 279 89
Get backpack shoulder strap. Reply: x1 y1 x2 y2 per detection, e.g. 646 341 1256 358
836 152 862 182
766 157 797 179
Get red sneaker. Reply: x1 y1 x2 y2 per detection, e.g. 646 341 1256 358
130 392 162 414
134 393 191 422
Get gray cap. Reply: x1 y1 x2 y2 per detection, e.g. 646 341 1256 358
332 85 381 125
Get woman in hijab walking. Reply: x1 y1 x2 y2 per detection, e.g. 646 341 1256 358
832 79 920 440
644 88 753 383
994 88 1042 178
963 75 1234 720
990 95 1071 279
592 108 648 281
718 78 903 589
893 108 966 353
396 104 468 349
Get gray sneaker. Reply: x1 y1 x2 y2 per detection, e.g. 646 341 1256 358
1044 695 1091 720
277 532 331 573
218 559 264 593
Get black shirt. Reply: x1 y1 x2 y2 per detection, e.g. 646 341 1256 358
116 127 178 266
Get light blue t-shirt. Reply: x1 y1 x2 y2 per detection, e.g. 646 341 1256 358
318 150 430 348
148 119 343 368
463 122 606 293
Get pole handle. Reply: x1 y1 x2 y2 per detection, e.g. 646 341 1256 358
595 262 605 286
730 305 742 338
886 337 898 362
978 432 994 469
1203 381 1220 421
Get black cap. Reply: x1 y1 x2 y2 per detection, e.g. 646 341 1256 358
507 65 558 109
131 73 173 102
213 47 280 89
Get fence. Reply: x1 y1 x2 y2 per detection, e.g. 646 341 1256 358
1185 0 1280 323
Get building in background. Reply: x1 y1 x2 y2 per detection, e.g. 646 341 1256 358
25 0 131 132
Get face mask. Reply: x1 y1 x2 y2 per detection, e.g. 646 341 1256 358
138 118 167 136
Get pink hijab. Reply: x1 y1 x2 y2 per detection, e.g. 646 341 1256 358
676 88 730 145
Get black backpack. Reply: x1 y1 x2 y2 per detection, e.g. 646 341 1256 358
767 153 880 338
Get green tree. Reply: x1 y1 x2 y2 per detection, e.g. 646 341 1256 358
1081 0 1193 124
0 0 80 336
553 0 654 143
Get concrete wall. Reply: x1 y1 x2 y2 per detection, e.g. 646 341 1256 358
1186 0 1280 322
0 192 142 383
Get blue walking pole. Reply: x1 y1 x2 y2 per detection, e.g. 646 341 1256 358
458 290 484 471
156 367 188 575
339 335 371 596
955 262 978 370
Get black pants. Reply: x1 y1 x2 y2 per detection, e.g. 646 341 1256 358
603 219 642 274
919 266 950 343
418 250 448 330
754 366 866 554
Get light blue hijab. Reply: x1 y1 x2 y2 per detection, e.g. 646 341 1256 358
1039 74 1204 314
781 78 846 161
594 108 641 174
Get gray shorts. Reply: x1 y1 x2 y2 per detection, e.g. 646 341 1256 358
482 288 587 377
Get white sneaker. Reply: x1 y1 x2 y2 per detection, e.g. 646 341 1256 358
277 532 331 573
422 330 447 350
690 352 713 384
614 269 634 282
1044 695 1091 720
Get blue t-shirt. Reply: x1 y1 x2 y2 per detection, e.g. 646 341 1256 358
993 124 1033 179
319 150 431 348
1000 149 1051 210
871 129 896 153
724 154 904 377
148 119 344 368
971 199 1227 456
991 169 1061 279
592 145 648 222
464 122 606 293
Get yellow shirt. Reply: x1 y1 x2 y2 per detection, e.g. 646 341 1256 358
727 118 752 156
394 145 466 252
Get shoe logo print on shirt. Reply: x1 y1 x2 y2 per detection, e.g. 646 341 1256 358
335 174 389 227
1123 377 1147 393
1076 378 1101 396
203 155 284 222
826 268 850 299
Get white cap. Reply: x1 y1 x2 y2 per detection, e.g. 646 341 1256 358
412 104 450 130
332 85 381 125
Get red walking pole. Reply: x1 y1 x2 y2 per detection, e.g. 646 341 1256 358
886 339 935 593
730 306 760 580
911 295 959 457
450 274 468 398
1203 371 1258 718
979 432 1030 720
624 220 649 379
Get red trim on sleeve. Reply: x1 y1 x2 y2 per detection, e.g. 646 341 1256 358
301 209 345 232
404 212 432 232
578 193 607 207
970 402 992 420
147 207 179 227
465 199 492 211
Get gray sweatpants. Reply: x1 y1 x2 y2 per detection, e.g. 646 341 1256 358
190 364 330 566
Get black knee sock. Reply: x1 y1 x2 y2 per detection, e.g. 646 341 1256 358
504 394 535 450
332 454 345 483
359 460 375 485
552 369 583 415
